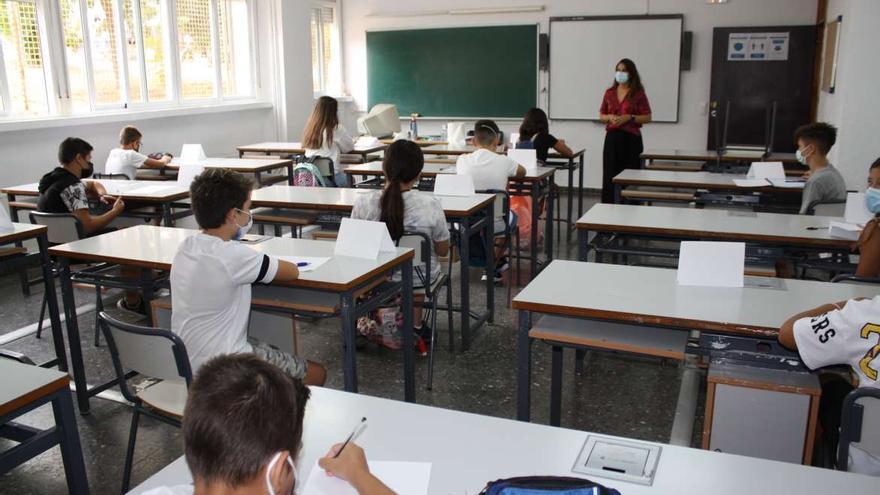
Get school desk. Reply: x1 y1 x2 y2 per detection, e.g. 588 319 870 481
249 186 495 351
235 142 387 164
48 225 416 414
641 148 799 165
576 203 852 267
2 181 191 227
342 163 557 280
166 157 293 187
512 260 878 425
128 386 878 495
0 360 88 494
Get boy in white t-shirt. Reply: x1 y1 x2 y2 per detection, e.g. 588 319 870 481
105 125 172 180
779 296 880 475
170 168 325 385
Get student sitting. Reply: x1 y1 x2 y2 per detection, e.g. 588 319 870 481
516 107 573 162
795 122 846 214
37 137 125 234
351 140 450 345
456 120 525 281
104 125 172 180
171 168 326 384
302 96 354 186
854 157 880 278
141 354 392 495
779 296 880 475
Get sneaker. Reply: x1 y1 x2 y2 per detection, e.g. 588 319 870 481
415 323 433 346
495 257 510 273
480 272 504 284
116 297 147 316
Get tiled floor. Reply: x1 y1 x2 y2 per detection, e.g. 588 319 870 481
0 192 702 494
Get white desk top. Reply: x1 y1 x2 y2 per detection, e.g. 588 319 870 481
341 161 555 181
236 142 387 154
613 169 801 192
47 225 413 291
167 157 291 172
128 386 877 495
2 180 189 201
250 185 495 217
577 204 850 248
641 148 799 164
0 359 68 417
512 260 878 339
0 222 46 244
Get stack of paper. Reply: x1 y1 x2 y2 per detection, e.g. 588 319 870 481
767 178 806 189
732 179 771 188
829 221 862 241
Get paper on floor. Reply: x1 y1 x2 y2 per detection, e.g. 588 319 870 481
301 460 431 495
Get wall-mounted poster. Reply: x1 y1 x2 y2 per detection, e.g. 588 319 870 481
727 32 789 61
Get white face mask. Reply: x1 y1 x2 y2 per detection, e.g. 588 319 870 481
265 452 297 495
232 208 253 240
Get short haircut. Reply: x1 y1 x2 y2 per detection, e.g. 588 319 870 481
190 168 253 229
183 354 310 487
58 138 93 165
793 122 837 155
119 125 143 145
871 157 880 171
473 119 500 146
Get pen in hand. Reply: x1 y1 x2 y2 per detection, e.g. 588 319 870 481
334 417 367 459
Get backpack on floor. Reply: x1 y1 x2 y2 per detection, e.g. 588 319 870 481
480 476 621 495
292 162 328 187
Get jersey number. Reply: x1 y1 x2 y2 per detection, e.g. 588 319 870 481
859 324 880 381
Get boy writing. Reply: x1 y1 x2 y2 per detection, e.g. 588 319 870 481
105 125 172 180
170 168 326 385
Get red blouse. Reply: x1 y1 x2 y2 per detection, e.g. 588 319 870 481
599 87 652 136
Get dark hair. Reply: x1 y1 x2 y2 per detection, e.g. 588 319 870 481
58 137 93 164
610 58 645 98
190 168 253 229
302 96 339 150
381 140 424 241
473 119 501 147
872 157 880 171
518 108 549 142
119 125 143 145
793 122 837 155
183 354 310 488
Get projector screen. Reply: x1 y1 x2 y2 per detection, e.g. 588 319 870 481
548 15 683 122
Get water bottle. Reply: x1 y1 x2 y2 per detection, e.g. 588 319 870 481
409 113 419 141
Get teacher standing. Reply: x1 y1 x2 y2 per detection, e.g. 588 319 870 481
599 58 652 204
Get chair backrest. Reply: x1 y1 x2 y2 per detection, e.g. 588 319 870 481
398 231 431 287
310 156 335 179
98 312 192 403
478 188 511 229
29 211 85 244
839 387 880 471
808 200 846 217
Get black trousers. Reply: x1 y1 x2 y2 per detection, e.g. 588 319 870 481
601 129 644 204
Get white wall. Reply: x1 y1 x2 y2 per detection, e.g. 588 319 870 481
817 0 880 189
341 0 819 187
0 0 313 190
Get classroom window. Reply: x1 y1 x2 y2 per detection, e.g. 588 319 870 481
0 0 50 116
123 0 171 103
310 2 340 96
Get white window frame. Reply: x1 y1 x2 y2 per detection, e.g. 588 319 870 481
0 0 259 120
311 0 341 98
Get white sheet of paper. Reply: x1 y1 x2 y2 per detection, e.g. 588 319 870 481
126 185 177 196
179 144 207 165
433 174 474 196
677 241 745 288
732 179 770 187
746 161 786 180
275 255 331 272
356 136 380 148
829 221 862 241
0 204 13 232
509 132 520 145
334 218 395 259
844 192 873 225
507 149 537 173
301 460 431 495
99 181 140 195
177 165 205 187
767 178 806 189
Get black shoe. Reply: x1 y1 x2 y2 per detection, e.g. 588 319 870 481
496 256 510 273
116 298 147 316
415 323 433 346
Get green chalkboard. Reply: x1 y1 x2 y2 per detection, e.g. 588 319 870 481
367 25 538 118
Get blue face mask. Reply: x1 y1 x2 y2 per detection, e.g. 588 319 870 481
866 188 880 214
795 145 812 165
232 208 253 240
615 71 629 84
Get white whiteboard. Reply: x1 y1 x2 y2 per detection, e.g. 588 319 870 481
549 16 683 122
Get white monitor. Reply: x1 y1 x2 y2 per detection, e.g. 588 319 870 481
358 104 400 138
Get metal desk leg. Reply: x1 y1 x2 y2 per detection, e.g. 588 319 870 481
140 268 155 327
529 186 540 279
550 345 563 427
401 259 415 403
578 228 588 263
52 389 90 494
614 183 622 204
59 259 90 415
485 201 495 325
254 171 263 188
566 160 574 243
459 217 472 351
287 164 294 185
545 177 555 267
161 203 174 227
340 292 358 393
7 193 20 222
577 154 585 224
37 233 67 372
516 309 533 422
